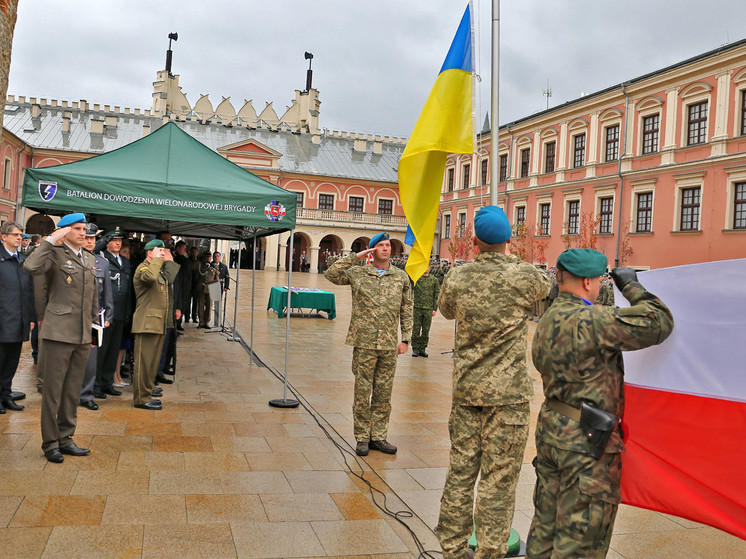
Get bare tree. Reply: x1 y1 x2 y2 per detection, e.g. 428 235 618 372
0 1 19 142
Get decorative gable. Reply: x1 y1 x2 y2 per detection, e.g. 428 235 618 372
218 139 282 169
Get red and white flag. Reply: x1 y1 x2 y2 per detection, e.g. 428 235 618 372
619 258 746 539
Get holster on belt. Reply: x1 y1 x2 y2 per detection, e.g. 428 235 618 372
546 398 618 460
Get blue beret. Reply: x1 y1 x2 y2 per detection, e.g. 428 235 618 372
556 249 608 278
57 213 87 227
144 240 165 251
369 232 390 248
22 234 30 239
474 206 511 244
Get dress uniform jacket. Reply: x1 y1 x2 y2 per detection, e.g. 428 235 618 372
101 250 131 321
24 240 98 343
132 258 180 334
325 253 413 350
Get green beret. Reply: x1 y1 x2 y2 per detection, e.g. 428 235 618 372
556 249 607 278
144 239 165 251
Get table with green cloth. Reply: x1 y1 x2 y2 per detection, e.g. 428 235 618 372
267 286 336 319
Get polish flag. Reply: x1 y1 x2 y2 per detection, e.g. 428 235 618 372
618 258 746 540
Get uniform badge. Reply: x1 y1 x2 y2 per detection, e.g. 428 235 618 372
66 260 72 266
66 276 72 284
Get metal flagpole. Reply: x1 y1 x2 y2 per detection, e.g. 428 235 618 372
269 230 299 408
228 246 240 342
249 234 256 366
490 0 500 206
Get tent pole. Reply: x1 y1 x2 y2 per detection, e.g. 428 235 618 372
249 234 256 366
269 230 299 408
229 251 240 342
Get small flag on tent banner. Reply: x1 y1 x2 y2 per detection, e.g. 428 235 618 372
398 4 473 283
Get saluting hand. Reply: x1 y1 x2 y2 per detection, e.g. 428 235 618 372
49 226 72 244
356 247 376 259
162 249 173 262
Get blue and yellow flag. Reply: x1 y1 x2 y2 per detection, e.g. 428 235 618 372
399 5 473 283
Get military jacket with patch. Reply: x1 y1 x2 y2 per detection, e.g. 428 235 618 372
438 252 552 406
325 253 413 350
532 282 674 455
413 274 440 311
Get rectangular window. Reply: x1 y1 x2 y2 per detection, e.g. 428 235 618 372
458 213 467 236
378 199 393 214
573 134 586 168
687 101 708 146
481 159 488 185
605 125 619 162
567 200 580 234
444 214 451 238
680 187 701 231
544 141 556 173
734 183 746 229
348 196 364 213
2 158 10 190
539 203 550 234
318 194 334 210
636 192 653 232
499 154 508 182
741 91 746 136
295 192 304 208
520 148 530 178
642 114 659 154
599 196 613 234
515 206 526 227
447 168 454 192
462 164 470 189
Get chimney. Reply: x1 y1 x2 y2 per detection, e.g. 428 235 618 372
91 118 104 134
304 51 314 93
62 112 72 133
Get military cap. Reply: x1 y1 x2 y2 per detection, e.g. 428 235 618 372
22 233 30 240
143 239 164 251
85 223 99 237
57 213 86 227
556 248 607 278
369 232 390 248
474 206 511 244
106 226 124 239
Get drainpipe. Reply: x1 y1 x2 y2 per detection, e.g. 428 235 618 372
614 83 630 267
504 124 513 214
15 145 24 223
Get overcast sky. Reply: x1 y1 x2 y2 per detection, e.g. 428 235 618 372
7 1 746 139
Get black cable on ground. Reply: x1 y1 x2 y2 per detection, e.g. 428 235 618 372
242 338 443 558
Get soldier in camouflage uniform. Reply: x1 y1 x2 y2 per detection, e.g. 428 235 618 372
526 249 674 558
595 275 615 306
436 207 551 559
325 232 413 457
412 269 440 357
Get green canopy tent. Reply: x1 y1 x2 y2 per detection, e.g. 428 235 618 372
21 122 300 406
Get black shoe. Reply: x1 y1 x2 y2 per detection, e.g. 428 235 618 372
155 376 173 385
134 401 162 410
60 443 90 456
419 351 429 358
80 400 99 410
176 325 185 331
11 391 26 401
94 391 107 399
44 448 64 463
355 441 369 456
162 368 175 376
412 350 419 357
0 406 5 414
203 325 212 330
151 390 163 398
369 440 397 454
102 387 122 396
2 399 24 411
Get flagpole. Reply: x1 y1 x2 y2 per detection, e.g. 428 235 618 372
489 0 500 206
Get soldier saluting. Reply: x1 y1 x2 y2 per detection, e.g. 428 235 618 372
526 249 674 558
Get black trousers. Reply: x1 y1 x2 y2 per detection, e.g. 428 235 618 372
96 319 125 391
0 342 23 401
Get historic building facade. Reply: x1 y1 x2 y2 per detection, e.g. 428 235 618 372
1 70 407 272
439 38 746 269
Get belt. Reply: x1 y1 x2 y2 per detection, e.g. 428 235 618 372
546 398 581 422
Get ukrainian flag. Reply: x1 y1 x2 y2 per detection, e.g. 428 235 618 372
399 4 473 283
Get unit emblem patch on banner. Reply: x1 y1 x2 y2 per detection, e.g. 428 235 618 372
264 201 286 222
39 181 58 202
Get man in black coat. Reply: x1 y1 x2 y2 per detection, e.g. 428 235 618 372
173 241 191 332
0 222 35 413
94 226 132 398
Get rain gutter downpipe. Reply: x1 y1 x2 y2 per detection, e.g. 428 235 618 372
615 83 631 267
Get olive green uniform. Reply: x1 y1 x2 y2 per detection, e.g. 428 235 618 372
131 257 180 405
436 252 551 559
412 274 440 354
325 253 413 442
526 282 674 558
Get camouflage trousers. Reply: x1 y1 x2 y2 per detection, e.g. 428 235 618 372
351 347 398 442
436 402 530 559
412 307 434 352
526 443 621 558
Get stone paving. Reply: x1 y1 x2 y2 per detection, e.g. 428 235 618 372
0 266 744 558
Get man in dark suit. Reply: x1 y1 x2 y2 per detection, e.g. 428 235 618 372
24 213 98 463
94 226 131 399
212 251 229 326
79 223 113 411
0 221 36 413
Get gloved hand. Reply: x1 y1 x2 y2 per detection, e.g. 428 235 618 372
610 267 638 291
99 233 113 246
